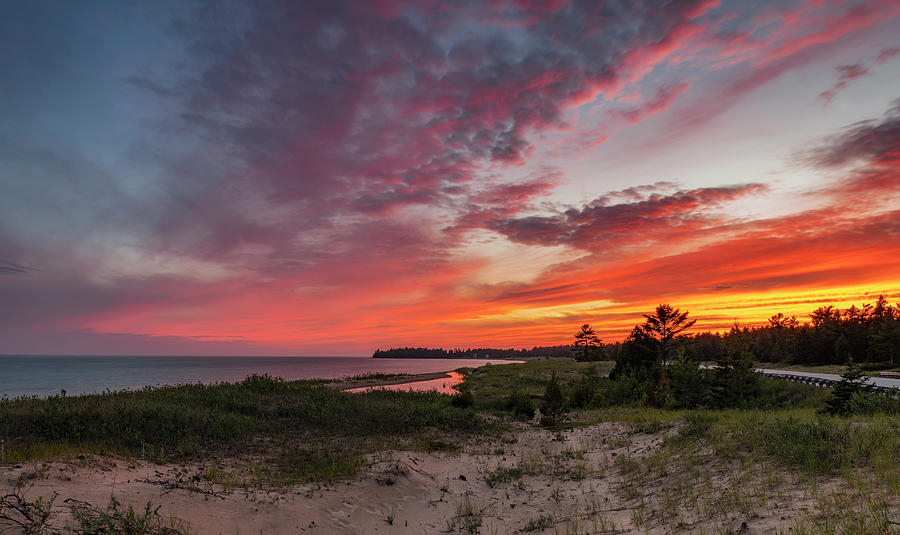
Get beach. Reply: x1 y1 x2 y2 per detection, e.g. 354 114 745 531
1 419 872 534
3 359 899 534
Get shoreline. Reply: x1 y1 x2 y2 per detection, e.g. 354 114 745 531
331 370 458 391
1 357 516 399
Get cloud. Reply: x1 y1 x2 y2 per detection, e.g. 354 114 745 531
815 44 900 105
818 63 870 104
3 0 900 353
487 183 767 251
608 83 689 124
664 0 900 137
876 46 900 63
805 98 900 168
0 260 37 275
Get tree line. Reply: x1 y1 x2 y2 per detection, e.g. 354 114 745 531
567 298 900 414
373 294 900 369
372 346 574 359
575 294 900 368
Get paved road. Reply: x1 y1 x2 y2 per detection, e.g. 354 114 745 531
758 368 900 390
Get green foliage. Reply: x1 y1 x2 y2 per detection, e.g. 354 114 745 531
822 359 871 416
483 466 523 488
641 367 674 408
540 373 567 427
275 450 366 485
504 390 536 419
846 390 900 415
523 514 554 531
567 365 600 408
756 417 898 474
72 495 187 535
460 358 612 412
666 352 711 408
609 326 659 383
710 333 761 408
450 390 474 408
679 411 714 439
595 373 644 407
608 339 830 412
0 374 486 483
0 485 57 534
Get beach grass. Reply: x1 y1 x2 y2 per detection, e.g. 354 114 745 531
459 358 614 411
4 358 900 533
0 374 490 485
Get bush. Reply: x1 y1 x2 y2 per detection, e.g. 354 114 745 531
680 411 714 439
847 390 900 415
540 373 567 427
822 359 870 416
667 354 711 409
594 375 643 407
568 365 600 409
451 390 474 409
504 391 536 420
642 368 673 408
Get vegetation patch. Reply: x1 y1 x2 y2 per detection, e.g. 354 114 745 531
483 466 523 488
0 374 489 485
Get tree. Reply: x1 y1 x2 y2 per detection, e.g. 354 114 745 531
639 304 697 366
573 324 602 361
768 313 798 329
540 372 567 427
822 358 870 416
609 325 659 382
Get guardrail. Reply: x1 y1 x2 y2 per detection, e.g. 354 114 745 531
759 371 898 395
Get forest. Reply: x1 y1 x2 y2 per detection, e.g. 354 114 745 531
644 294 899 367
372 345 573 359
375 294 900 368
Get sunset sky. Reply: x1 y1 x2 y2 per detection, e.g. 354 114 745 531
2 0 899 356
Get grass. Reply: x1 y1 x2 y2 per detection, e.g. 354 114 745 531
523 514 554 531
4 358 900 533
1 482 193 535
459 358 613 410
483 465 523 488
0 374 490 485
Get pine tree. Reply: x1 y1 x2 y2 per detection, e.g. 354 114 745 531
822 358 870 416
640 304 696 366
573 324 601 361
540 372 567 426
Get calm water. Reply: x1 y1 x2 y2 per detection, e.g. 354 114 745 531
0 356 514 398
346 371 466 395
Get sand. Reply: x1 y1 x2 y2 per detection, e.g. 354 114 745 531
1 419 868 534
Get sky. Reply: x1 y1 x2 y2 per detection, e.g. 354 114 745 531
1 0 899 356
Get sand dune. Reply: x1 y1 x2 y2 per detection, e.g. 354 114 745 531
1 420 847 534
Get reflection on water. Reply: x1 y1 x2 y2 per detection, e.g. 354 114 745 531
346 371 464 395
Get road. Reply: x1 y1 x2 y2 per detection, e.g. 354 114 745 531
758 368 900 390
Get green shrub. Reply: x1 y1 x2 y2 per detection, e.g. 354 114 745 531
568 365 600 409
504 391 536 420
484 466 523 488
761 419 854 473
540 373 566 427
847 390 900 415
822 359 870 416
451 390 474 409
680 411 714 439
